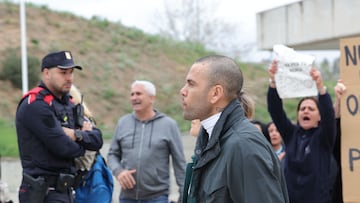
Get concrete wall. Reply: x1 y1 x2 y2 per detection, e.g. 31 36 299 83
257 0 360 50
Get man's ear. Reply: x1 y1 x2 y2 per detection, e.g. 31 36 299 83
209 85 224 104
149 95 156 105
42 68 50 80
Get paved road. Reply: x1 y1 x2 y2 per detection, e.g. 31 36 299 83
1 134 196 203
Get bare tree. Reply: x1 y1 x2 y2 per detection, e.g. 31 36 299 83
153 0 252 59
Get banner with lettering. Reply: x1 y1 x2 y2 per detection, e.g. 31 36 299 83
340 36 360 203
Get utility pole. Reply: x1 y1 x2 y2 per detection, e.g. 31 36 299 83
20 0 28 94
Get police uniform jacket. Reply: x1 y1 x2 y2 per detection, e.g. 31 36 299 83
16 82 103 177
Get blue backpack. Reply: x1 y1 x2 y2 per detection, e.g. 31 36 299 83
75 153 114 203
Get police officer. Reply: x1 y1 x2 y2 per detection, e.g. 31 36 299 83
16 51 103 203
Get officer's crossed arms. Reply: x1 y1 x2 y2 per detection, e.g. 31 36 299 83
62 120 93 142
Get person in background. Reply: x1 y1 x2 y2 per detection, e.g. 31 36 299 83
332 80 345 203
250 119 264 131
16 51 103 203
267 60 337 203
180 55 289 202
70 85 98 173
70 84 112 203
250 119 269 141
107 80 186 203
266 122 286 161
189 119 201 137
239 91 270 142
238 91 255 119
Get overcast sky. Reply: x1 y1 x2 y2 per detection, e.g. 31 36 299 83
18 0 302 47
15 0 339 62
22 0 300 35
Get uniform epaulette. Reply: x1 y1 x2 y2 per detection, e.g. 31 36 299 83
21 87 54 106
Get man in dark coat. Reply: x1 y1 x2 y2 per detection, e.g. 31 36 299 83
180 55 289 203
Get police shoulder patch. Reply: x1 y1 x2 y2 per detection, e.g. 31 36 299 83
23 87 54 106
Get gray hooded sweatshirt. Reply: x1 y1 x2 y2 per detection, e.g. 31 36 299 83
107 110 186 202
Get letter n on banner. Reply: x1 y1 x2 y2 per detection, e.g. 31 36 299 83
340 36 360 203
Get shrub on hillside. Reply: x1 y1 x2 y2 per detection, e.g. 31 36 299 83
0 49 40 89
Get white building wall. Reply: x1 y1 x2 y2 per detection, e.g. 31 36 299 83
257 0 360 50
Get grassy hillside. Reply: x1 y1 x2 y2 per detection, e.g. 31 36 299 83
0 1 337 156
0 1 277 134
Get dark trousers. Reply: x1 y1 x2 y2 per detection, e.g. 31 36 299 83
19 180 74 203
44 189 74 203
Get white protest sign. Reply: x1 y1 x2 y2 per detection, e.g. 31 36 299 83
273 45 317 99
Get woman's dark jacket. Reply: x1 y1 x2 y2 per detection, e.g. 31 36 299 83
267 87 337 203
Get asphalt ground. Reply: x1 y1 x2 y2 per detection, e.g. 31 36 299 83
1 134 196 203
